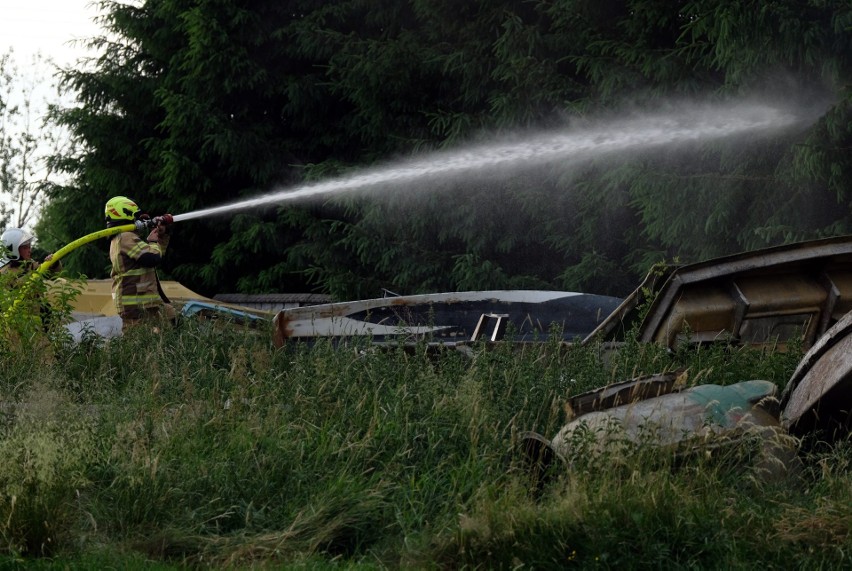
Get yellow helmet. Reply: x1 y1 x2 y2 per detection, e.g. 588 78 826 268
104 196 140 222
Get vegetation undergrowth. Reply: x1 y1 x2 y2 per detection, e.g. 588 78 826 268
0 316 849 569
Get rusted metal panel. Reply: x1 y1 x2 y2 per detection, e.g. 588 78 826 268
652 287 739 346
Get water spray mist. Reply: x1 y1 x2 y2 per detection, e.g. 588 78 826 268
173 101 805 224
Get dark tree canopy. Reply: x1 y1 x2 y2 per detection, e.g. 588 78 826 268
40 0 852 299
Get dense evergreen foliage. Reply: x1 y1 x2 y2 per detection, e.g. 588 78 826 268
39 0 852 298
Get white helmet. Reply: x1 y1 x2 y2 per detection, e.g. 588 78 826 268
1 228 34 261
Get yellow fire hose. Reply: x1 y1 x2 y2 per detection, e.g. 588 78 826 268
2 223 136 324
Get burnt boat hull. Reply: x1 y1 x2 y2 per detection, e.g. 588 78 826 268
585 235 852 351
273 290 622 347
781 309 852 441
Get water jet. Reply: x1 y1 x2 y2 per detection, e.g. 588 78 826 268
173 100 807 224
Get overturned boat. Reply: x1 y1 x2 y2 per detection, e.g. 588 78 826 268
585 235 852 351
521 372 798 482
272 290 622 348
780 308 852 443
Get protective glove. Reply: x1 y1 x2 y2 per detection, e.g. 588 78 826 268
155 214 174 236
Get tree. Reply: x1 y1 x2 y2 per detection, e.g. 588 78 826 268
43 0 852 299
43 0 355 292
0 50 71 233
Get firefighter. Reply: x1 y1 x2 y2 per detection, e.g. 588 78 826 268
0 227 61 275
1 227 62 330
104 196 175 332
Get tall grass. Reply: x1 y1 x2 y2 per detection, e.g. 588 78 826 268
0 318 848 568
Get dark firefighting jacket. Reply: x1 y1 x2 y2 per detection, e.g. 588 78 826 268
109 230 170 315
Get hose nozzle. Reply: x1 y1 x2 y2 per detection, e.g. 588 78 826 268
134 213 175 231
152 214 174 227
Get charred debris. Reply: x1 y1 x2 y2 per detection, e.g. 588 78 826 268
270 235 852 467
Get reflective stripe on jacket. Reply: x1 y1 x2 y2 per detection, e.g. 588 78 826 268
109 231 169 314
0 259 59 283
